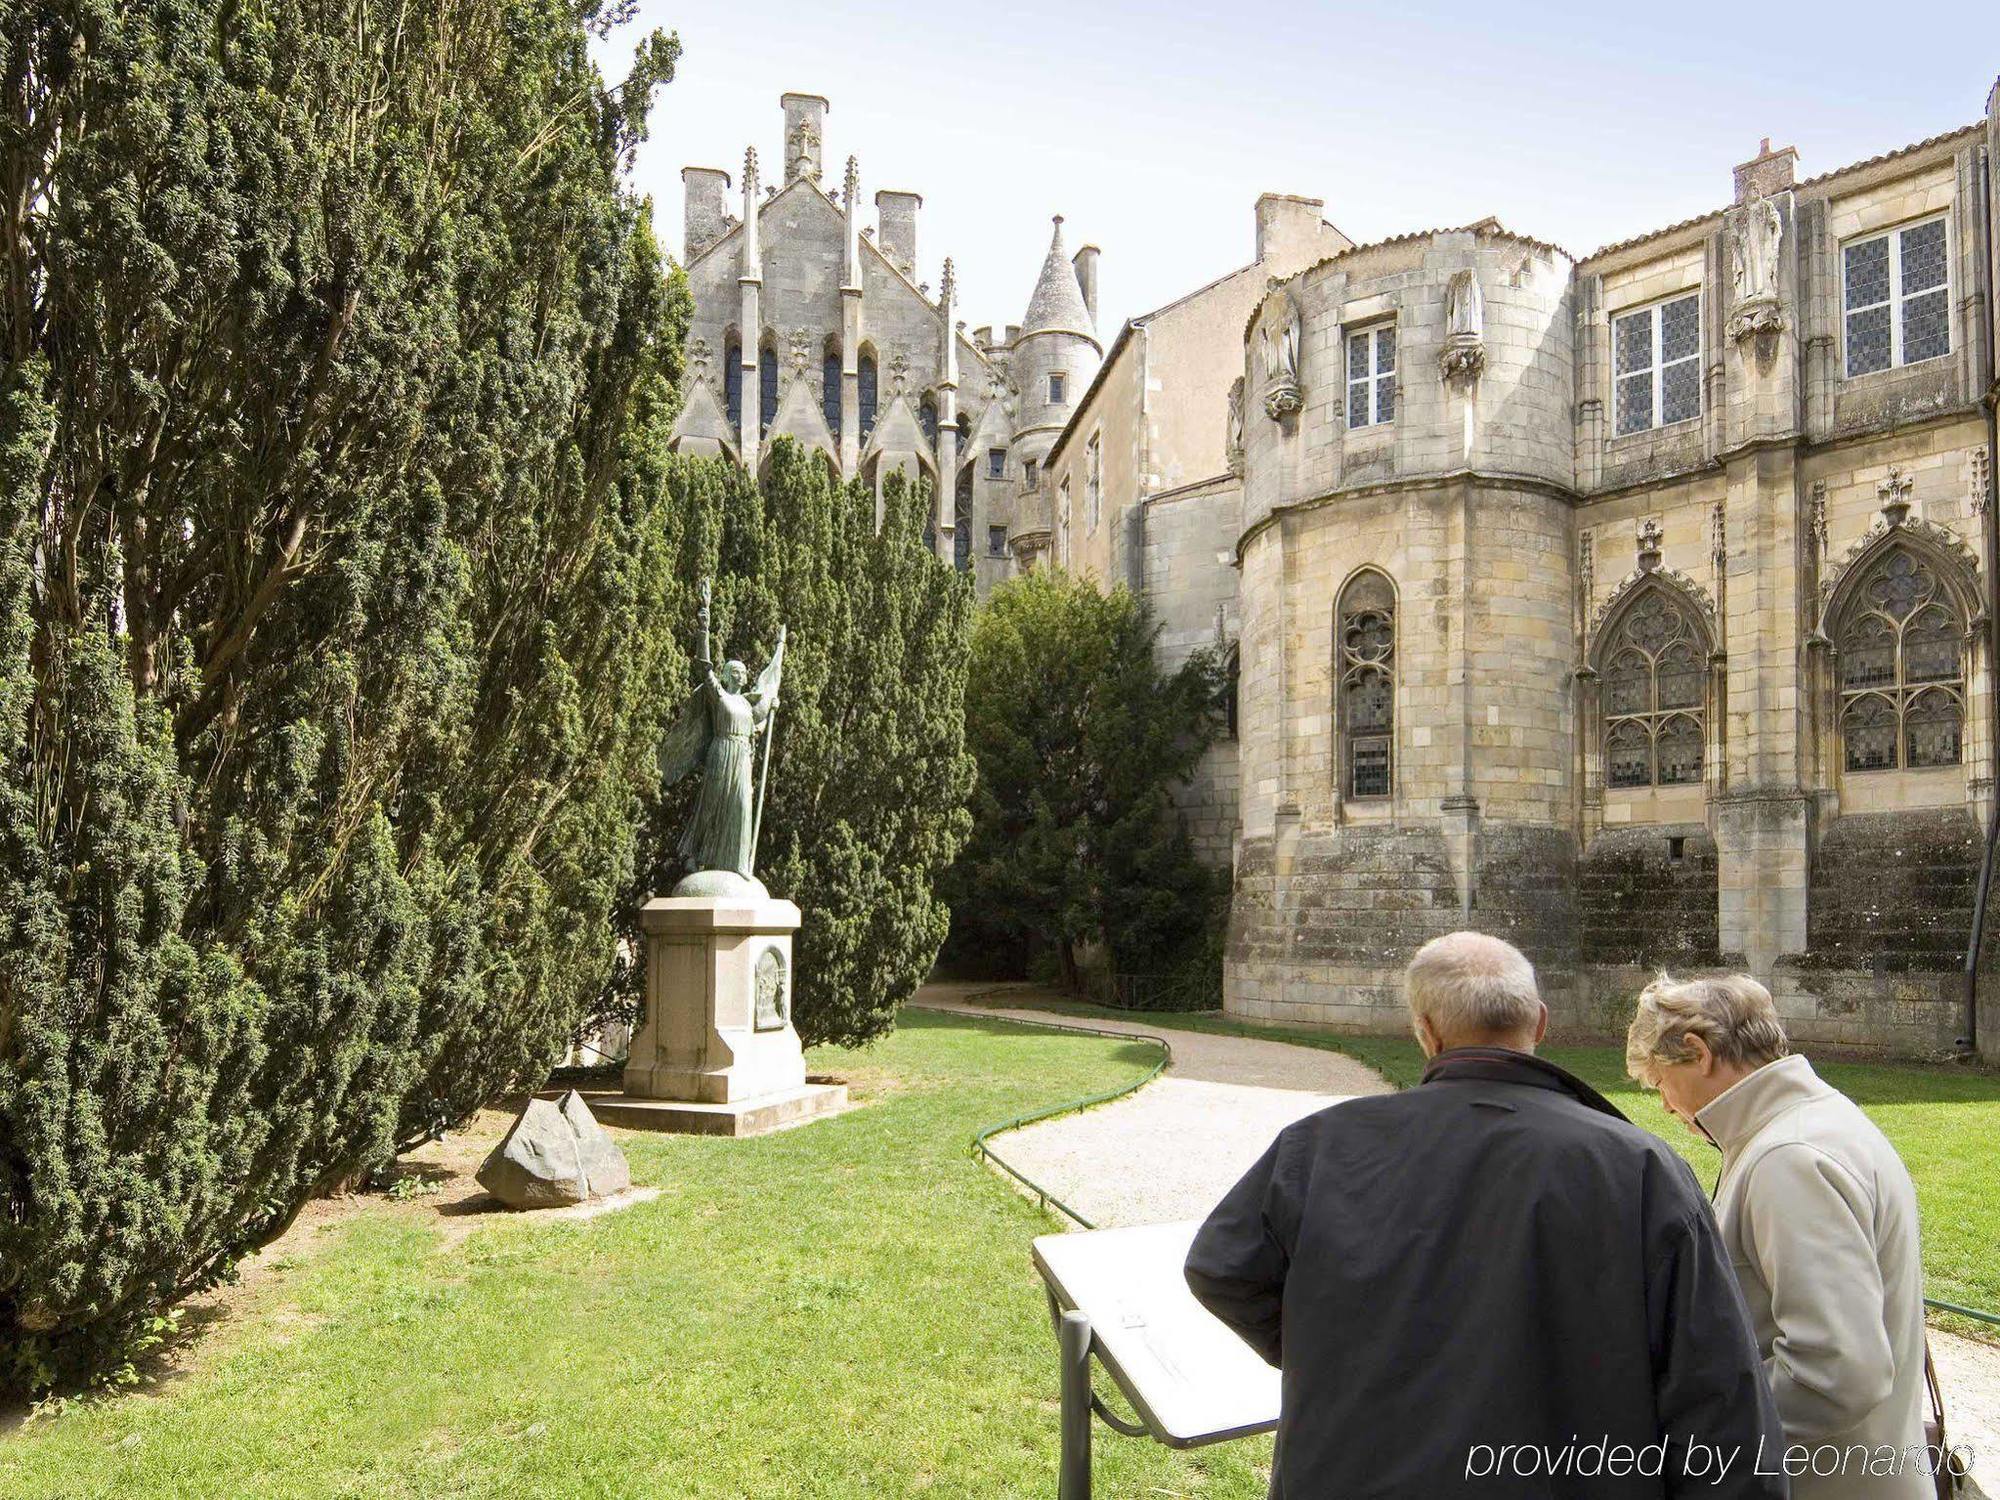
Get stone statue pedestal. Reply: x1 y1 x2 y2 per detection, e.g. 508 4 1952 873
597 894 847 1137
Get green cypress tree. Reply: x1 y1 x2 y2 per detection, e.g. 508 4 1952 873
947 568 1224 994
0 0 687 1390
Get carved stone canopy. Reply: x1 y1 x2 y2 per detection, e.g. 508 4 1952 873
1225 376 1246 476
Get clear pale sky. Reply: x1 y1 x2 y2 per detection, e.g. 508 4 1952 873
602 3 1997 337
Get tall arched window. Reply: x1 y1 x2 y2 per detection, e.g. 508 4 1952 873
1338 571 1395 799
1222 643 1240 741
953 468 973 572
857 351 878 442
822 347 842 440
758 344 778 434
724 337 743 430
1601 587 1706 789
919 395 938 450
1838 545 1965 772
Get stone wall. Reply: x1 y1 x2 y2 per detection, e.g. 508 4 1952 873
1807 807 1983 971
1578 824 1722 968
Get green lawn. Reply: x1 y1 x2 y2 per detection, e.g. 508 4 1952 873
968 995 2000 1335
0 1011 1266 1500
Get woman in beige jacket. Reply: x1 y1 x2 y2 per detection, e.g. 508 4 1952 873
1627 974 1936 1500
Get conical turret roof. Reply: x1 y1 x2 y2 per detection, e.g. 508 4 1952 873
1021 215 1094 338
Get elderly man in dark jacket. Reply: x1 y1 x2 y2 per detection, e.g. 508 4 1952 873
1186 932 1787 1498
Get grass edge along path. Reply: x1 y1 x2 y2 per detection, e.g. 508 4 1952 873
0 1009 1273 1500
947 988 2000 1341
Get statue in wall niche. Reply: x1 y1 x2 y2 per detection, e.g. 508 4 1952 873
1438 269 1487 383
658 579 787 897
1728 194 1786 341
1259 291 1302 420
1226 376 1246 475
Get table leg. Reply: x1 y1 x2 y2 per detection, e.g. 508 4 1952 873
1059 1309 1092 1499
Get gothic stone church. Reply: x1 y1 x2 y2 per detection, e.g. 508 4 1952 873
672 84 2000 1061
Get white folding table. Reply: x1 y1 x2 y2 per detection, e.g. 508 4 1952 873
1032 1220 1280 1496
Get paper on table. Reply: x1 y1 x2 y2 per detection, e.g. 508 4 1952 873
1033 1219 1281 1449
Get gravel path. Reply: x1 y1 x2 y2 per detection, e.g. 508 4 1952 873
915 983 2000 1471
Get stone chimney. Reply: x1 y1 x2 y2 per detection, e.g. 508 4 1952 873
780 92 828 185
1071 245 1100 325
1255 193 1326 268
682 167 732 262
1733 137 1799 203
875 190 921 278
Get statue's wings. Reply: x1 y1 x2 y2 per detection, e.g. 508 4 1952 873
657 687 710 788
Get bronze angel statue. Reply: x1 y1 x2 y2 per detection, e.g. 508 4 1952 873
658 580 786 896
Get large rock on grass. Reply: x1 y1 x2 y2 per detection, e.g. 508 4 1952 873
477 1091 631 1209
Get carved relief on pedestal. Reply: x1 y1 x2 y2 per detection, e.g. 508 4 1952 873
1725 193 1786 343
1256 288 1302 421
1438 269 1486 384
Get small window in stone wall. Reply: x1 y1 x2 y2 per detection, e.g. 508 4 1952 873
1838 545 1965 772
1338 571 1395 799
1346 324 1396 429
988 525 1007 557
1612 293 1700 436
988 447 1006 479
1601 587 1707 789
1048 372 1067 404
1843 217 1950 377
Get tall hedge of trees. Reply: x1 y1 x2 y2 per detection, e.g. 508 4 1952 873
614 447 975 1050
0 0 689 1393
946 569 1224 995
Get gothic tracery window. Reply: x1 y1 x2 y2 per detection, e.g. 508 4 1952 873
1338 571 1396 799
1601 587 1707 789
1838 545 1965 772
758 344 778 434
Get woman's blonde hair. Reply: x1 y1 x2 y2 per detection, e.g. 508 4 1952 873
1625 973 1790 1088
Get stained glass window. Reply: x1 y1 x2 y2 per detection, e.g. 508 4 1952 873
1338 571 1396 799
1346 325 1395 429
759 345 778 434
1599 587 1709 789
1613 292 1701 435
1838 543 1964 773
1845 218 1951 377
857 351 878 442
724 339 743 430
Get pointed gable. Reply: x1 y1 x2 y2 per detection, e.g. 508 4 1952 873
669 378 739 462
761 365 838 471
861 393 935 477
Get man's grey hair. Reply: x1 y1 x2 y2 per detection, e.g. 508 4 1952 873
1405 932 1542 1041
